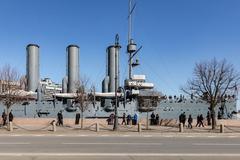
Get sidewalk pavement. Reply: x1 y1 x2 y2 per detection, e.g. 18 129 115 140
0 118 239 137
5 118 240 127
0 123 240 137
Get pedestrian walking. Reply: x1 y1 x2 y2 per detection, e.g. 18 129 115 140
57 111 61 126
59 111 63 126
187 115 193 129
179 113 182 124
133 113 138 125
207 111 211 126
2 110 7 126
198 114 204 127
57 111 63 126
155 114 159 125
9 111 13 122
121 113 126 125
127 114 131 125
75 112 80 125
150 112 155 125
196 115 200 127
110 113 114 125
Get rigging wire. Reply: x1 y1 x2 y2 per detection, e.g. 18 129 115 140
139 59 177 94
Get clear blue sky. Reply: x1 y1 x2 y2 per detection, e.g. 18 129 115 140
0 0 240 98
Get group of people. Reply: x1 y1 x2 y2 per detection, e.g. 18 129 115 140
1 110 14 126
179 112 207 129
107 113 139 126
150 112 160 125
57 110 83 127
127 113 138 125
196 114 205 127
122 113 139 125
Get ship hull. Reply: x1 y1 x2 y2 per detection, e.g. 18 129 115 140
0 99 236 120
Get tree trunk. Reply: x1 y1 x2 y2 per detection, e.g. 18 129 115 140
6 106 10 129
81 111 84 129
211 106 217 130
146 111 149 130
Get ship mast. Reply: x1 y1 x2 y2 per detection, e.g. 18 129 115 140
128 0 132 44
127 0 141 80
128 0 135 80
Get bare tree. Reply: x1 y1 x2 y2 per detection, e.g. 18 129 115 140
182 59 239 129
74 77 93 129
0 65 25 126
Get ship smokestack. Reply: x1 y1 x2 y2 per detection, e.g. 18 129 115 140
66 45 79 93
104 42 121 93
26 44 40 92
108 46 116 92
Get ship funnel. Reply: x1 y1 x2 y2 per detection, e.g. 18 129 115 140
26 44 40 92
102 36 121 93
108 46 117 92
66 45 80 93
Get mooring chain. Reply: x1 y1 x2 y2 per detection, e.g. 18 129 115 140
121 125 137 131
160 126 178 132
225 125 240 133
13 122 52 131
99 124 112 130
83 123 97 130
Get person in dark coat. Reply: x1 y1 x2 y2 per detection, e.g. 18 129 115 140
150 112 155 125
187 115 193 129
110 113 114 125
196 115 200 127
9 111 13 122
57 111 61 126
75 112 80 125
127 114 131 125
133 113 138 125
198 114 204 127
179 113 182 124
155 114 160 125
57 111 63 126
59 111 63 126
2 110 7 126
122 113 126 125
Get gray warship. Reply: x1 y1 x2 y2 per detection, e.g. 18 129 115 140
0 0 237 120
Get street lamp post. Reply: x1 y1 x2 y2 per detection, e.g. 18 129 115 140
113 34 121 131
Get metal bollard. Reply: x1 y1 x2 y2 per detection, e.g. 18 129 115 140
138 123 142 133
96 122 100 132
52 121 56 132
9 122 13 132
220 124 224 133
179 123 183 133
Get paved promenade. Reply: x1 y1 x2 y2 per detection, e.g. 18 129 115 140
0 118 240 135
